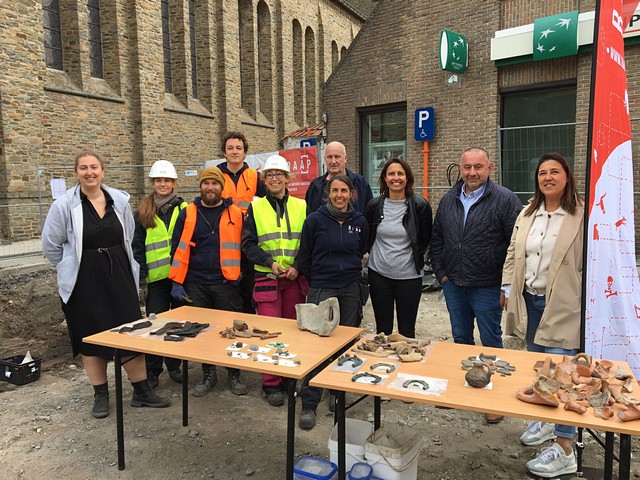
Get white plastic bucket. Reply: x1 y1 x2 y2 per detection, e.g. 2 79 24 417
364 425 421 480
328 418 374 473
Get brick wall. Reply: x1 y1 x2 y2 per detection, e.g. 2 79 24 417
0 0 365 239
324 0 640 242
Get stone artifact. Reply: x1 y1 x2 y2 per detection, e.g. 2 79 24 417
296 297 340 336
352 332 431 361
465 361 492 388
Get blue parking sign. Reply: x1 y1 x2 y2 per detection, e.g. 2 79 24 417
414 107 435 141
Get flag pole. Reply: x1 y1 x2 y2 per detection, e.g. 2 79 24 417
581 0 602 355
577 0 602 474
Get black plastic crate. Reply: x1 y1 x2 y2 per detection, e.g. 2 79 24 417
0 355 42 385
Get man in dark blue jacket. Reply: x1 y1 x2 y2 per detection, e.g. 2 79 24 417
431 148 521 406
305 141 373 215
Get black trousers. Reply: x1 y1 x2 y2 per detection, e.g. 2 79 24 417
184 281 243 377
300 281 362 411
145 278 182 375
368 269 423 338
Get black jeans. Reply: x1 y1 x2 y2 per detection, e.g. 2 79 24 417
368 269 423 338
300 280 362 411
184 281 244 377
145 278 182 375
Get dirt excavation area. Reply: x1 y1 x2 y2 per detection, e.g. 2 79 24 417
1 266 639 480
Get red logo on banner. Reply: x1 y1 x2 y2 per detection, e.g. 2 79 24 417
278 147 318 199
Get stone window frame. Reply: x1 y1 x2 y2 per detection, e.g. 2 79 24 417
331 41 339 70
292 19 304 127
237 0 275 128
42 0 64 71
42 0 123 104
162 0 173 94
304 26 316 126
162 0 215 118
87 0 104 79
188 0 198 98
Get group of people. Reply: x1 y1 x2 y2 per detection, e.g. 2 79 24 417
431 147 584 478
42 133 583 478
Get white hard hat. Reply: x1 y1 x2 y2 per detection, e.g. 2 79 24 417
262 154 290 173
149 160 178 179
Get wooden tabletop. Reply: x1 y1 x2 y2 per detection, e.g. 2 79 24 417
84 306 362 380
310 341 640 436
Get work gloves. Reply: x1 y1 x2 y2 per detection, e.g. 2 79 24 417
171 282 193 303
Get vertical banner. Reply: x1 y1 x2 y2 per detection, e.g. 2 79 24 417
585 0 640 376
278 146 318 199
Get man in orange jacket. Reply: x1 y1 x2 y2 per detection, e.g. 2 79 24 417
217 131 266 313
169 166 248 397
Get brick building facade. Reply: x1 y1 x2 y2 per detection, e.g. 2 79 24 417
323 0 640 245
0 0 374 240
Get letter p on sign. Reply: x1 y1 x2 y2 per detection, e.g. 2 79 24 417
414 107 435 141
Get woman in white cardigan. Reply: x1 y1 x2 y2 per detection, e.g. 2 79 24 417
501 152 584 478
42 149 170 419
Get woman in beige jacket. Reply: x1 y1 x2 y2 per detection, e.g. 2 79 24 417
501 152 584 479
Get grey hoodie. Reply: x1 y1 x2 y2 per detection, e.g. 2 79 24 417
42 183 140 303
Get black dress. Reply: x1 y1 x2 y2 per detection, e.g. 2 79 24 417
62 192 142 359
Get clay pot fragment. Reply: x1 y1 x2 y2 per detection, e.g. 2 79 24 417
534 357 555 378
572 352 592 367
618 403 640 422
553 356 576 386
516 376 560 407
564 398 587 414
593 406 614 419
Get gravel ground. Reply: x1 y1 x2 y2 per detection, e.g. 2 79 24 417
0 267 638 479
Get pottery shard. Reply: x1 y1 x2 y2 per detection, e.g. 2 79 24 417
564 397 588 414
296 297 340 336
618 403 640 422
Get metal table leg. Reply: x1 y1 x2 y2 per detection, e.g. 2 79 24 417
604 431 614 479
115 349 125 470
619 434 631 480
286 379 297 480
374 396 381 430
337 391 346 480
182 360 188 427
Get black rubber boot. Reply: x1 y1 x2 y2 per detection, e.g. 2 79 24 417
131 380 171 408
92 383 110 419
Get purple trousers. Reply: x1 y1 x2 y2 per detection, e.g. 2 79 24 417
254 275 307 393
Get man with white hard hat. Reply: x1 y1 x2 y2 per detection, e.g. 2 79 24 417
242 154 308 407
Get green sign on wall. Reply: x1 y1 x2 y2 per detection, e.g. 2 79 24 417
439 30 468 73
533 10 579 61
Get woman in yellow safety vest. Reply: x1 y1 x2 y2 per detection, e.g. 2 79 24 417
241 154 308 407
133 160 187 388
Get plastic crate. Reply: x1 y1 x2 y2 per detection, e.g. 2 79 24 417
0 355 42 385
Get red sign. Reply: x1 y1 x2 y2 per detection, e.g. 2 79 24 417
278 146 318 199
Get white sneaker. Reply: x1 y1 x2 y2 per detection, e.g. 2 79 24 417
526 443 577 478
520 421 557 446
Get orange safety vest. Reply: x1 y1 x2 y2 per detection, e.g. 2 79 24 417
169 202 243 283
221 168 258 213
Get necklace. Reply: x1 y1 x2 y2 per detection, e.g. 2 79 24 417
198 206 223 234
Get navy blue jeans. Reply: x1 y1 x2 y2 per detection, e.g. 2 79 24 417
441 281 503 348
524 291 577 439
